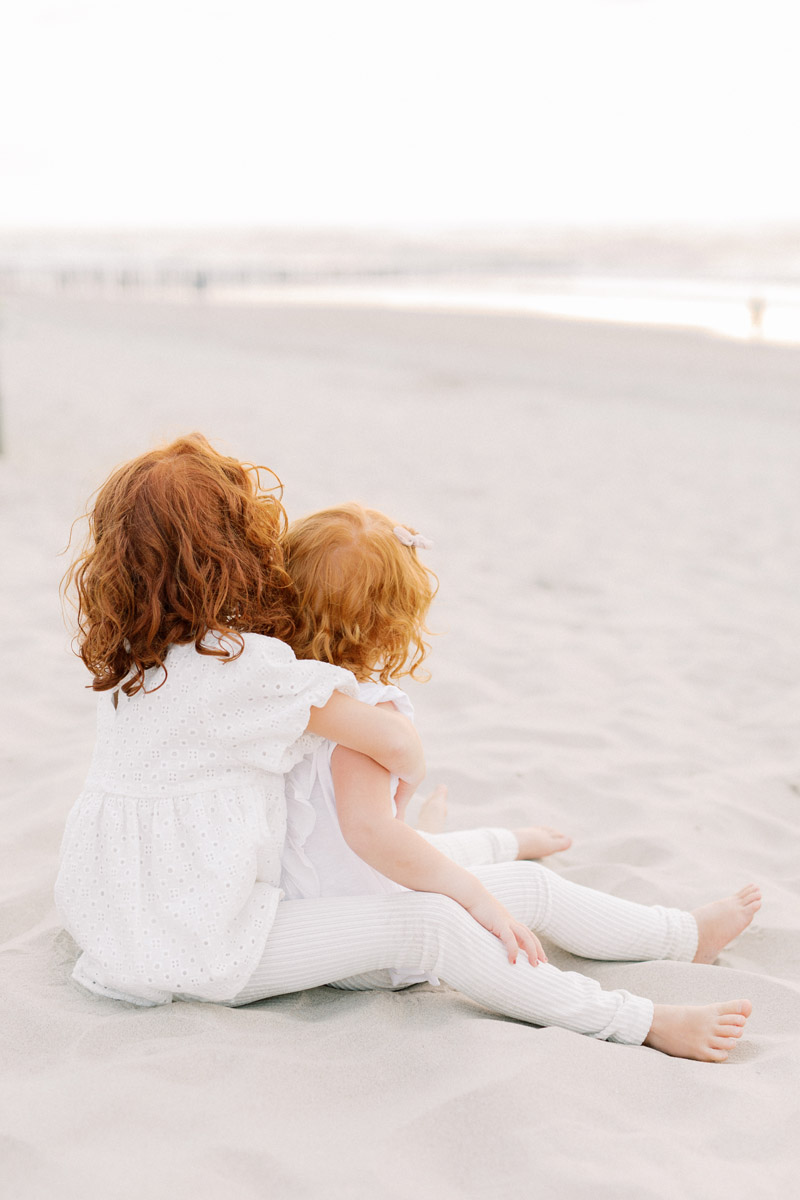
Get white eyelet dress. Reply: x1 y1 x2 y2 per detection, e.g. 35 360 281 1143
54 633 357 1006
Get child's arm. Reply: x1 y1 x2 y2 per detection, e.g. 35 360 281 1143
307 692 425 791
331 745 547 967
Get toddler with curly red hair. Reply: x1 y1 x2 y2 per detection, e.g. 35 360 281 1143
276 504 572 990
249 500 760 1061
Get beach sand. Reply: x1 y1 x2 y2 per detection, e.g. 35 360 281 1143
1 292 798 1197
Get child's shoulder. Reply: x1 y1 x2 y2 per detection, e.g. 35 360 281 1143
201 631 297 666
164 633 303 687
237 632 298 663
169 633 358 692
168 634 356 718
204 633 357 696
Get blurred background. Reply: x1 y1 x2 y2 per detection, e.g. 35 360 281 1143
1 0 799 341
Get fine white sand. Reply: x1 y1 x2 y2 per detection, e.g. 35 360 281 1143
1 292 799 1198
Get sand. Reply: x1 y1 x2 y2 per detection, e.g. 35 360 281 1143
1 291 798 1198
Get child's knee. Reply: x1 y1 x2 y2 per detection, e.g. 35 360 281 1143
407 891 471 946
411 891 464 925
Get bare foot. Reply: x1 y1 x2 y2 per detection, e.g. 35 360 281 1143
514 826 572 859
645 1000 752 1061
416 784 448 834
692 885 761 964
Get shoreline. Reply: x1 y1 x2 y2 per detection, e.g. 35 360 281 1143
3 275 798 347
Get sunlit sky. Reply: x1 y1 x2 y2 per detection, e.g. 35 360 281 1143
1 0 797 228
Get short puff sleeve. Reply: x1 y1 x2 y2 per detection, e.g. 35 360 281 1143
206 634 359 774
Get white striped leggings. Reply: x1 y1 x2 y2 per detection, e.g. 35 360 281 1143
229 828 698 1045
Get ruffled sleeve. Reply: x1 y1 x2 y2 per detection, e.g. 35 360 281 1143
206 634 359 775
354 680 415 721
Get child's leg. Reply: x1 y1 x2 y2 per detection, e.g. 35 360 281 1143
229 891 752 1058
326 869 760 1010
470 861 699 961
469 863 761 969
228 890 655 1043
331 860 697 993
414 785 570 862
418 827 520 868
419 826 571 866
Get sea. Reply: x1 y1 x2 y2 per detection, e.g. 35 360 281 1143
1 224 800 345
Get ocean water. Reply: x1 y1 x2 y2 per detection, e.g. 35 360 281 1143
2 226 800 344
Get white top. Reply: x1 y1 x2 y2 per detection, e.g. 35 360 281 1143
281 681 437 988
55 633 357 1006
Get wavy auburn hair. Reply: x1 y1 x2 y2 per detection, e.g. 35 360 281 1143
63 434 293 695
284 504 437 684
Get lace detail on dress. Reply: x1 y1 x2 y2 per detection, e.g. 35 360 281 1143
55 635 357 1004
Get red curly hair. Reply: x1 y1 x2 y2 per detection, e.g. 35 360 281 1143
284 504 437 684
64 434 293 695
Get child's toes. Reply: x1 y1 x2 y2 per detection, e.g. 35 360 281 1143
717 1017 746 1036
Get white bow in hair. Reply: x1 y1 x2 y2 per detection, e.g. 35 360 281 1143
393 525 433 550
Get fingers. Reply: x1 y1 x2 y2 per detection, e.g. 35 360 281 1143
497 923 547 967
478 902 548 968
498 925 519 964
394 780 416 812
394 797 411 822
517 926 547 966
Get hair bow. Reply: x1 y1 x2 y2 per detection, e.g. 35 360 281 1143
393 525 433 550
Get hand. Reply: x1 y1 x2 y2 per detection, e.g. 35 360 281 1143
393 778 415 822
307 693 425 784
463 890 548 967
398 739 425 793
371 701 425 791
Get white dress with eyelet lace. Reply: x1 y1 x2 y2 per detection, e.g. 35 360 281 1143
54 633 357 1006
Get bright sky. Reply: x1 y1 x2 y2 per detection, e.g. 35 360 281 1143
1 0 797 228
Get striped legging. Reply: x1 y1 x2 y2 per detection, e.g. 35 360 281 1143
230 828 698 1045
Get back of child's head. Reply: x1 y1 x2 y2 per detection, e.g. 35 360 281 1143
285 503 437 684
65 433 292 695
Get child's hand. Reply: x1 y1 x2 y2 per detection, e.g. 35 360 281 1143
393 778 415 822
415 783 448 833
463 891 548 967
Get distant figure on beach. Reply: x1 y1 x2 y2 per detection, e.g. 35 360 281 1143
55 435 760 1062
748 295 766 337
